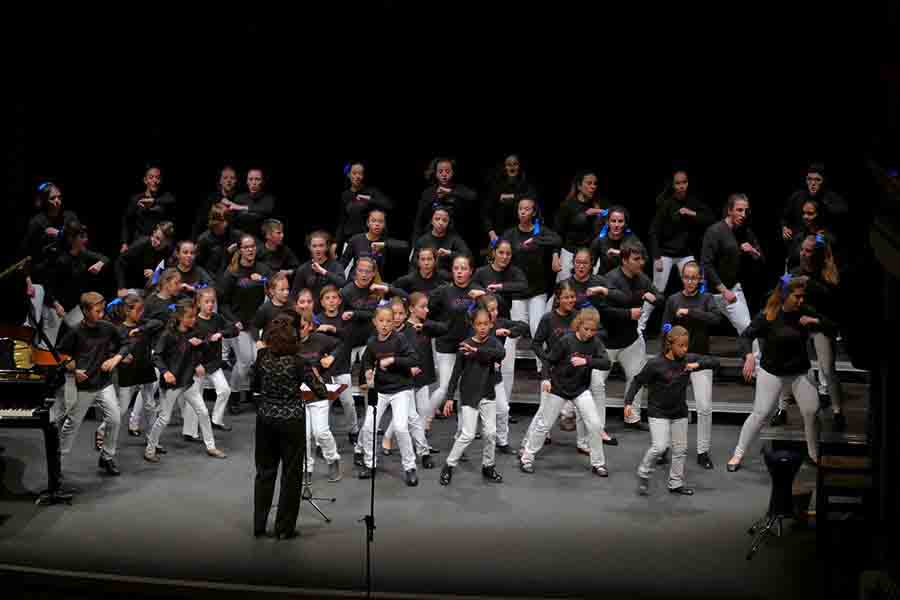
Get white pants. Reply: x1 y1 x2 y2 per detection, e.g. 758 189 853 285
511 294 547 381
147 383 216 452
596 336 647 423
573 369 609 449
812 332 843 411
183 368 231 436
555 248 575 283
305 399 340 471
430 352 457 413
361 390 416 471
32 293 83 350
446 400 497 468
58 384 120 461
734 368 819 461
99 381 157 436
638 417 688 489
493 382 511 447
333 373 360 436
227 331 257 392
691 369 714 455
713 283 751 335
381 388 431 456
638 255 694 332
522 390 605 468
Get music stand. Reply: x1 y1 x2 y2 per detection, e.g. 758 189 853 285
298 383 346 522
746 443 803 560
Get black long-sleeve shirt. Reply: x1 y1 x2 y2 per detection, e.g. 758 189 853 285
790 268 839 324
648 194 715 259
502 224 562 298
392 269 450 296
153 327 204 390
315 311 352 375
298 332 341 380
413 184 478 244
472 264 528 318
660 291 722 355
532 310 576 379
400 319 448 387
623 354 720 419
216 262 273 326
336 186 393 251
116 318 164 388
446 336 506 407
58 320 129 392
121 191 176 246
782 188 848 239
701 220 763 291
413 231 470 273
739 308 836 376
46 249 111 310
564 274 629 313
339 232 409 278
591 232 643 275
600 268 663 349
490 318 529 384
195 226 243 280
115 237 169 291
362 331 418 394
173 264 214 301
482 177 538 237
230 192 276 239
251 300 294 341
555 197 607 253
290 259 347 310
428 281 483 354
257 243 300 276
20 209 79 266
339 282 408 349
194 312 238 373
546 332 611 400
191 189 238 241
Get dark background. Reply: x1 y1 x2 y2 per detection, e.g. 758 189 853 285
10 4 900 312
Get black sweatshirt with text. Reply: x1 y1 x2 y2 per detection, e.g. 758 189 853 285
591 232 643 275
314 311 353 376
532 310 576 380
115 237 169 291
428 281 483 354
362 331 418 394
648 193 715 259
58 320 130 392
739 308 836 376
153 327 204 390
399 319 448 387
600 268 664 349
193 312 238 373
446 335 506 408
555 198 607 253
472 264 528 318
291 259 347 310
258 243 301 276
660 291 722 355
413 231 470 273
392 269 450 296
115 318 164 388
216 261 273 326
546 332 611 400
700 220 763 291
502 224 562 299
339 282 408 349
336 186 393 252
298 332 341 380
624 354 720 419
120 191 176 246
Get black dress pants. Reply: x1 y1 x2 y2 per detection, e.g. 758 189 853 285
254 413 305 536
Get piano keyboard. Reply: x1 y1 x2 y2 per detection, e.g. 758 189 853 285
0 408 38 419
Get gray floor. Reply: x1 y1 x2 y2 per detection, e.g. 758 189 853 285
0 379 845 600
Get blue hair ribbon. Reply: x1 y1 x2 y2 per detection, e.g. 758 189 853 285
343 163 352 176
532 217 541 236
37 181 52 193
490 238 498 249
105 298 123 313
596 208 609 220
779 273 792 296
312 314 321 326
698 280 707 294
624 227 632 235
662 322 673 335
167 303 177 312
814 233 825 247
576 299 592 309
596 223 609 240
149 259 166 286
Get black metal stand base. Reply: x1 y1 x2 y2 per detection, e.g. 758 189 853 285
301 484 335 523
746 513 790 560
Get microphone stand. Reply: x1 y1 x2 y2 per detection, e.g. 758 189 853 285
359 379 378 599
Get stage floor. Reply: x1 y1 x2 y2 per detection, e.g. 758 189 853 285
0 381 868 599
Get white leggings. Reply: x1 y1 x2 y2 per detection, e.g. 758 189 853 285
690 369 714 455
638 255 694 332
734 368 819 461
812 332 843 412
446 400 497 468
595 336 647 423
147 383 216 452
58 385 120 461
510 294 547 383
522 390 606 468
381 388 431 455
333 373 360 435
361 390 416 471
228 332 258 392
98 381 158 437
430 352 457 413
305 399 340 471
183 368 231 436
555 248 575 283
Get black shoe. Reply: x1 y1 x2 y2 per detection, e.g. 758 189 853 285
358 468 372 479
433 412 447 420
482 465 503 483
127 428 142 437
592 465 609 478
228 393 242 415
697 452 714 470
348 431 359 446
155 445 167 455
377 428 385 436
212 423 232 432
656 448 670 466
183 434 202 444
382 446 392 456
426 446 440 455
459 452 469 462
726 462 741 473
637 477 650 496
276 529 298 540
508 415 519 424
422 454 435 469
254 528 266 538
475 432 482 440
98 456 121 476
405 468 419 487
832 412 846 432
544 436 552 445
519 461 535 474
624 421 650 432
353 452 364 467
496 444 515 455
439 464 453 485
769 408 788 427
602 435 619 446
669 486 695 496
